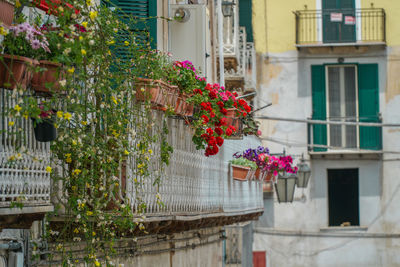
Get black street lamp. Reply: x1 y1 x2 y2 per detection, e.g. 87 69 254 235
221 1 235 17
274 172 297 203
296 159 311 188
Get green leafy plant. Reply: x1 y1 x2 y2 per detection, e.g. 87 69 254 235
229 158 257 170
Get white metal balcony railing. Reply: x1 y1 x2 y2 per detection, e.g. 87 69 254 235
0 89 52 211
224 27 257 90
47 109 263 219
127 112 263 217
221 3 240 58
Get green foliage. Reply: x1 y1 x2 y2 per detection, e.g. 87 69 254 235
229 158 257 170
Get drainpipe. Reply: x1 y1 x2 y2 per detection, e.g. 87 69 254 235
217 0 225 87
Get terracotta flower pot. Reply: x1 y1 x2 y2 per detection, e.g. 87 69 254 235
232 164 251 181
265 172 274 182
226 108 240 130
174 95 185 115
0 54 37 90
135 78 162 104
0 1 14 27
31 60 63 94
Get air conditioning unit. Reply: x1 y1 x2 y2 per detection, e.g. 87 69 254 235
169 4 210 79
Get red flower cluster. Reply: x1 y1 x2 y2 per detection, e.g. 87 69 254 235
189 82 252 156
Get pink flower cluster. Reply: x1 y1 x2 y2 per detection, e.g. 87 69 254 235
10 22 50 52
258 154 298 176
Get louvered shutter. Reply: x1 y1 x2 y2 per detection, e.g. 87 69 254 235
358 64 381 150
107 0 157 59
311 65 327 152
239 0 253 42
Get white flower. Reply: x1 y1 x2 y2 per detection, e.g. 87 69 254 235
59 79 66 87
89 40 95 46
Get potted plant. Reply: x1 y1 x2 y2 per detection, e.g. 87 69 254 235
31 104 57 142
229 158 257 181
0 22 50 89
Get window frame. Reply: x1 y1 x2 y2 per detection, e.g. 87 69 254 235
324 64 360 150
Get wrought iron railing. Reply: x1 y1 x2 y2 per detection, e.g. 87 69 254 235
221 3 240 58
294 8 386 45
0 88 52 209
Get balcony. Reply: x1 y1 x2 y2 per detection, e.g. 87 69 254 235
294 8 386 50
50 114 263 234
307 118 382 159
0 89 53 230
224 27 257 93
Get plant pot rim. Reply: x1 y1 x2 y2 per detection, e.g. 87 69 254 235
231 164 252 170
1 54 38 64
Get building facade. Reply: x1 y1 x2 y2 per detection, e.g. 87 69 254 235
252 0 400 266
0 0 262 266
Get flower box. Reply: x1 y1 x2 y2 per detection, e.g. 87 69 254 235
135 78 164 105
0 0 14 26
226 108 240 130
232 164 252 181
31 60 63 94
34 0 79 15
0 54 37 90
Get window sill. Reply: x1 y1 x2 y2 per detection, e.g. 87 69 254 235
309 150 382 160
320 226 368 232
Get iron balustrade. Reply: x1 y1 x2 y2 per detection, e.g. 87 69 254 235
294 8 386 45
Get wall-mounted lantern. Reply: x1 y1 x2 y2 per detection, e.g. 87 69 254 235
274 172 297 203
296 159 311 188
221 0 235 17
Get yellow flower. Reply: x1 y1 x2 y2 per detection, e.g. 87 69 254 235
15 0 21 8
73 228 79 234
58 6 64 12
23 113 28 119
63 112 72 121
57 111 63 118
86 0 91 6
81 120 87 125
82 21 88 28
72 140 77 146
71 185 77 191
111 96 118 105
14 105 21 112
124 41 129 46
8 121 14 126
124 150 129 155
0 26 7 36
148 149 153 155
46 166 52 173
106 40 115 45
86 210 93 216
107 50 111 56
94 260 100 267
92 231 96 236
81 49 86 55
89 11 98 20
137 163 144 169
66 157 72 163
79 36 83 41
65 153 71 158
67 67 75 73
72 169 82 176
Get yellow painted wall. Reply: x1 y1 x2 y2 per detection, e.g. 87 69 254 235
253 0 400 54
253 0 315 54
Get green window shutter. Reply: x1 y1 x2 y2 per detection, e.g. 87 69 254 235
108 0 157 54
239 0 253 42
358 64 381 150
311 65 327 152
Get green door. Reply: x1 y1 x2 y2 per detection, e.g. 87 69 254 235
323 0 356 43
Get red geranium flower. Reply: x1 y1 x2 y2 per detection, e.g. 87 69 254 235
216 136 224 147
215 127 223 136
201 115 209 124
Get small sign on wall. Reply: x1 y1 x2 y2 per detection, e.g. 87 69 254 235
345 16 356 25
330 12 343 22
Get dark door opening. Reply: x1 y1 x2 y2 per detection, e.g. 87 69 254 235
328 168 359 226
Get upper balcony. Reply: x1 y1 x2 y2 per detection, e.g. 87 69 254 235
223 27 257 93
294 8 386 51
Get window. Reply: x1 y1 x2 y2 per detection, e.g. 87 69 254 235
328 169 359 226
326 65 358 148
311 64 381 151
322 0 356 43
